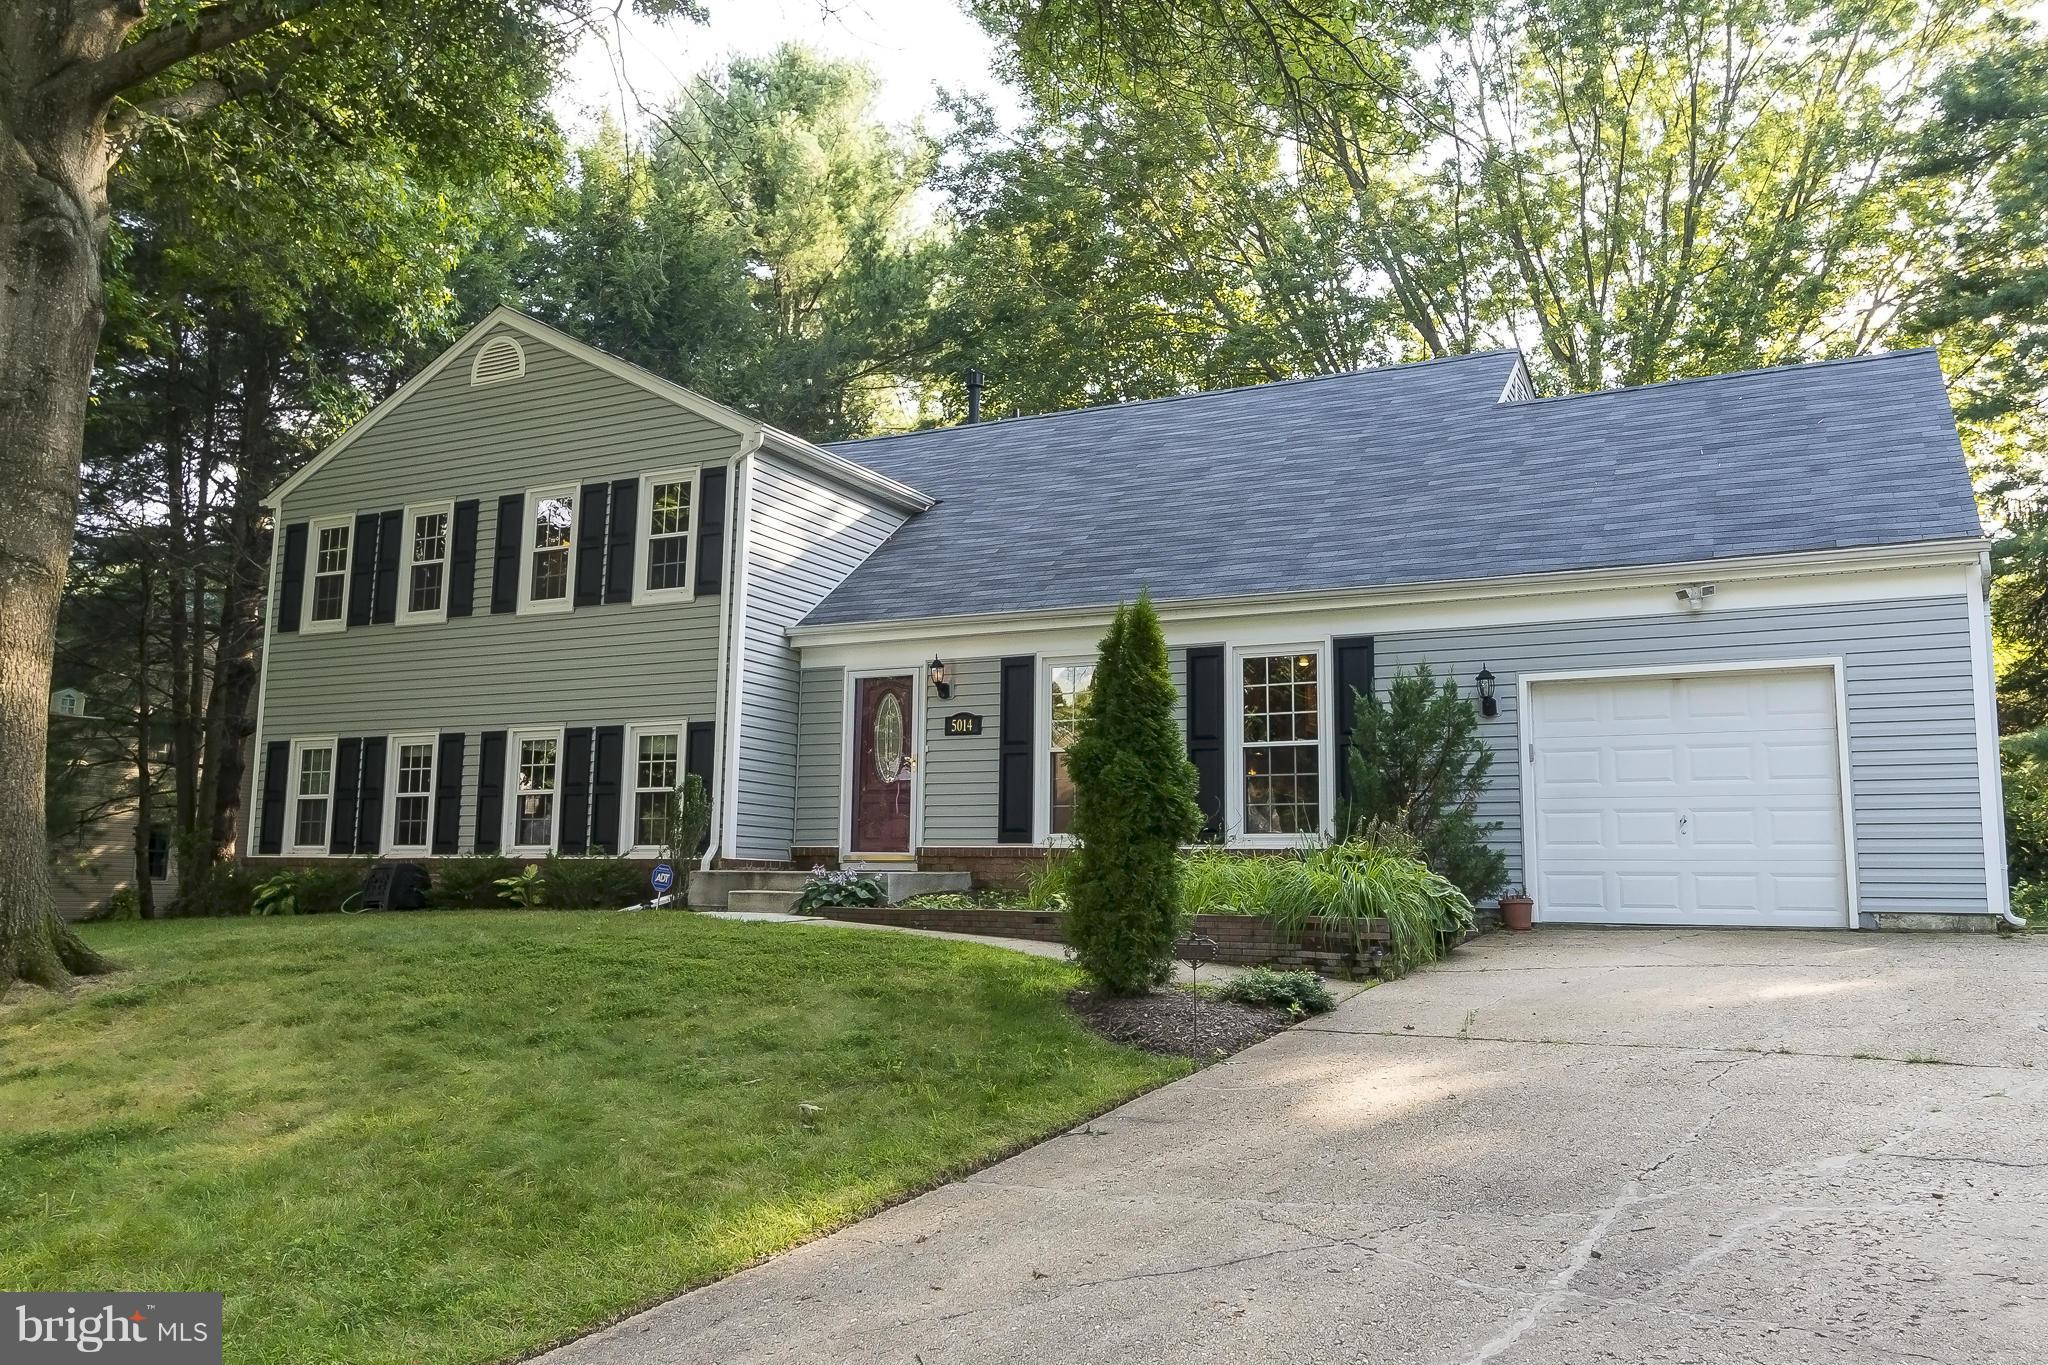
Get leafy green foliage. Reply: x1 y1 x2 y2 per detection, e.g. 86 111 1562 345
251 874 301 918
795 869 887 913
496 865 547 909
170 859 261 918
249 866 363 916
666 773 713 867
1066 594 1204 994
1308 840 1476 976
1021 853 1075 911
1217 968 1337 1017
1339 665 1507 902
2001 739 2048 923
429 855 518 909
101 888 142 922
540 854 645 910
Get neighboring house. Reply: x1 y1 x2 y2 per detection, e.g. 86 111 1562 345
245 308 2006 931
47 690 178 919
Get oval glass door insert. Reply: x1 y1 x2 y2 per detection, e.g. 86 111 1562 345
873 694 904 781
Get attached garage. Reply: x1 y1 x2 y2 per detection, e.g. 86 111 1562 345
1526 664 1853 929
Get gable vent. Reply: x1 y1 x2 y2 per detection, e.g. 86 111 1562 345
470 335 526 386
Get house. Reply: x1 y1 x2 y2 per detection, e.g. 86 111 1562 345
47 689 179 918
245 308 2007 930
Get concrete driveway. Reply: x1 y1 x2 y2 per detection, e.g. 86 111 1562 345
539 928 2047 1365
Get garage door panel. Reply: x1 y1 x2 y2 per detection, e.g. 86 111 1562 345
1532 668 1847 929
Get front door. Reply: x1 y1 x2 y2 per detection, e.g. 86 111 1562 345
851 674 916 855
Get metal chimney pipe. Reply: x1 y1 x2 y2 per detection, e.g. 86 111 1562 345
965 369 984 424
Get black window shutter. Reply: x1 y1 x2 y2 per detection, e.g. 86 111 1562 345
694 466 727 597
573 482 609 608
355 736 388 853
345 513 379 627
590 725 625 853
1333 635 1375 812
997 656 1035 843
277 523 308 633
329 737 364 855
431 732 466 854
1185 645 1227 838
559 727 594 853
684 721 716 854
489 494 522 614
371 509 402 624
604 478 637 605
447 500 480 617
257 740 290 854
474 730 507 853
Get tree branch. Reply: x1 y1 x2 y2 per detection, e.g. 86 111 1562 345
89 0 325 102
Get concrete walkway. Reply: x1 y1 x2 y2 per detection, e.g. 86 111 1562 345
697 908 1375 997
540 927 2047 1365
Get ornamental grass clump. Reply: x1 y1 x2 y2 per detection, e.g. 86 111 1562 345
1065 593 1203 994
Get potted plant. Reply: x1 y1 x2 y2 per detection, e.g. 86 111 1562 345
1497 885 1534 932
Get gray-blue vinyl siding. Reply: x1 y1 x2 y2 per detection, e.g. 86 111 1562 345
253 323 741 855
791 600 1990 916
732 457 909 860
1374 594 1988 915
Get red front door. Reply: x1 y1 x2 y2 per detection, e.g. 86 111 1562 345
852 674 915 854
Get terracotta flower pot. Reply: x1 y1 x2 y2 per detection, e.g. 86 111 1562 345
1498 895 1534 932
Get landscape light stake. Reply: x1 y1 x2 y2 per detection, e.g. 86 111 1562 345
1178 933 1218 1059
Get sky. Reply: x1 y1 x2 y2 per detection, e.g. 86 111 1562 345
557 0 1025 138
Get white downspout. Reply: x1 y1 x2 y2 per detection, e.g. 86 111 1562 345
1970 552 2025 927
702 430 761 872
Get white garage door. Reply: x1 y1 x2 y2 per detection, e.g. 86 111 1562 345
1530 668 1849 928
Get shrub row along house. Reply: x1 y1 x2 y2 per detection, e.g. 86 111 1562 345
244 308 2007 930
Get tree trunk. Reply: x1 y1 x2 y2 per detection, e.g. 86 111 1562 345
132 567 156 920
0 16 123 988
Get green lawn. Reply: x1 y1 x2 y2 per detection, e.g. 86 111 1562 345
0 912 1184 1364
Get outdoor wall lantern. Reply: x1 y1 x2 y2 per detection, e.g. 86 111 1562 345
929 656 953 700
1475 666 1499 718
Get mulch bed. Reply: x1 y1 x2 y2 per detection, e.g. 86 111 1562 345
1068 987 1292 1061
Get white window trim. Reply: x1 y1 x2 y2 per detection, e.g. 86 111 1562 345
503 725 566 854
632 466 701 606
396 501 453 626
287 737 339 855
516 486 578 616
1035 654 1093 846
381 732 439 854
303 516 353 635
622 721 688 855
1225 641 1333 848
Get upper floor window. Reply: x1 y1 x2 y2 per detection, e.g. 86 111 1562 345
635 469 699 603
306 519 351 632
520 488 575 614
1239 648 1322 838
387 736 437 851
399 503 451 625
1047 661 1094 838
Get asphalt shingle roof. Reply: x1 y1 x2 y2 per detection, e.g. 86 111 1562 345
801 348 1983 629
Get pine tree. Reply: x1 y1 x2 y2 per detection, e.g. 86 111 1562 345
1066 593 1202 994
1338 664 1507 901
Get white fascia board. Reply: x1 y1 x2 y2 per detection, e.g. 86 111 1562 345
788 538 1990 669
265 306 767 512
757 426 933 514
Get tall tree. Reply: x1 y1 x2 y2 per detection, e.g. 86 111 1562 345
511 47 942 437
0 0 693 990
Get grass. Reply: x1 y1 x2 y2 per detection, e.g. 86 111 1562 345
0 912 1185 1365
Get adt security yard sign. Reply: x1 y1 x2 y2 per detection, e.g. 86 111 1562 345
650 862 676 897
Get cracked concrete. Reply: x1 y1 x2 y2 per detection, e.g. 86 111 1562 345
533 927 2047 1365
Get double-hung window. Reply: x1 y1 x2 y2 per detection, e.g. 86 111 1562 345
634 469 699 603
519 488 576 613
289 740 336 852
1238 648 1323 838
508 729 561 851
305 518 351 632
398 504 451 624
628 725 683 851
386 735 437 852
1046 661 1094 839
